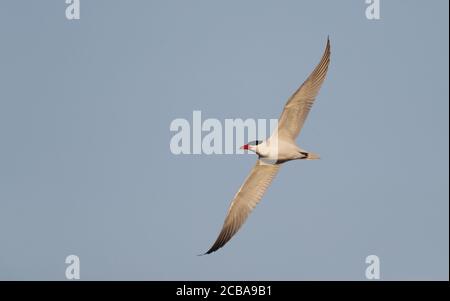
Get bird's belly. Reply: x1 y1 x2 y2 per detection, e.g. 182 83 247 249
260 142 301 164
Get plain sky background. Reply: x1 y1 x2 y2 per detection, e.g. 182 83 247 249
0 0 448 280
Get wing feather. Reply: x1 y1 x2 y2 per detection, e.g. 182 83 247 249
276 38 331 141
205 161 280 254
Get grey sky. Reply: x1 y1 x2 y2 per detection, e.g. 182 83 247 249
0 0 448 280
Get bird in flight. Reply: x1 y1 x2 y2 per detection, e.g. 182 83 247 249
203 37 331 255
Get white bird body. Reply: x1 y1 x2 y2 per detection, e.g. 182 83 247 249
248 137 317 163
203 38 331 254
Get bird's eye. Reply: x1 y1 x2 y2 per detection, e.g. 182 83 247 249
248 140 262 146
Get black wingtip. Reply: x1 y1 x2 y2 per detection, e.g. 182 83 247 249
204 248 215 255
198 247 216 256
197 250 213 256
325 36 331 56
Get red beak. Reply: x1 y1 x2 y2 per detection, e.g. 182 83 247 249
240 144 249 150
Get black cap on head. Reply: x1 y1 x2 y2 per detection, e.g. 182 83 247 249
247 140 262 146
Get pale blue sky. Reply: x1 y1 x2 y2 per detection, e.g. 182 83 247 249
0 0 448 280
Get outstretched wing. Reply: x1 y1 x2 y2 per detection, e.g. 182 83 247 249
204 161 280 254
276 38 331 141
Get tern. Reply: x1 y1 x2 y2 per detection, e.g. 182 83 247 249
203 38 331 254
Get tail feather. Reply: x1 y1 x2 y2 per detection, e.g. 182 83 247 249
306 152 320 160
